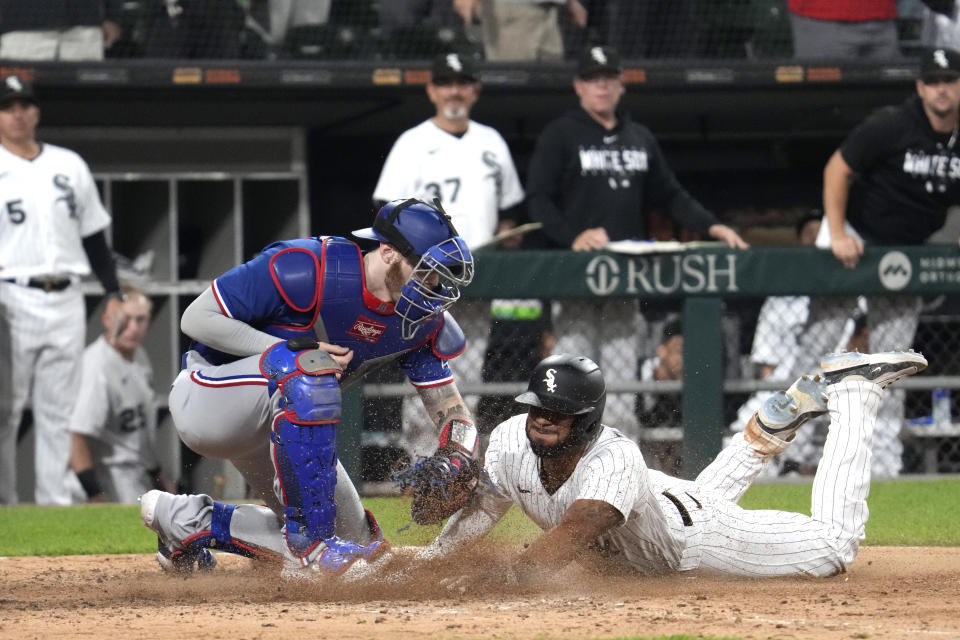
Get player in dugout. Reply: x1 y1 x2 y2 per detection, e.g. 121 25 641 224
139 198 482 579
396 348 927 582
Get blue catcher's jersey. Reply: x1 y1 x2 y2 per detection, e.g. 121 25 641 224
188 236 464 388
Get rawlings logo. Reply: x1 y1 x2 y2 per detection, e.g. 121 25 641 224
543 368 558 393
348 316 386 343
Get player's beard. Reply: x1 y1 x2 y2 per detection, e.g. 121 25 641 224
527 424 581 458
442 104 468 120
385 260 406 302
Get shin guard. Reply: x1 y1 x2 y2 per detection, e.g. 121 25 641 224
262 340 344 558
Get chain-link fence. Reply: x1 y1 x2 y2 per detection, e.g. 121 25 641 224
359 247 960 484
0 0 946 62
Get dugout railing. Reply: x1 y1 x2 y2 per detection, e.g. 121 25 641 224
347 244 960 485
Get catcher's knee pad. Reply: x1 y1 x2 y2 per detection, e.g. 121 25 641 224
272 416 339 556
260 341 343 424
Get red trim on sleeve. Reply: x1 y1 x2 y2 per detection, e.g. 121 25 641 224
210 281 231 317
411 377 454 389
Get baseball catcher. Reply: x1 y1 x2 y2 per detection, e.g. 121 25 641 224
140 198 480 578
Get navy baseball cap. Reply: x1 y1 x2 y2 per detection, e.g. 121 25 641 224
431 53 477 83
0 74 38 108
577 46 622 79
353 199 459 262
919 47 960 81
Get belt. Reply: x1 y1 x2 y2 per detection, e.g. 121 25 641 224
3 276 72 292
662 490 699 527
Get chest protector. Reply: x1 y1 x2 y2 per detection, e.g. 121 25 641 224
269 237 462 380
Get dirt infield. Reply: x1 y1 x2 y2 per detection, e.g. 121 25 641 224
1 546 958 640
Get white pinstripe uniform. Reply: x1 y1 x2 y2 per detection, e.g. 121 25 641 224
0 142 111 505
69 336 159 504
434 378 881 577
374 118 525 458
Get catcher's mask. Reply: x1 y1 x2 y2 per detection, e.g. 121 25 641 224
515 354 606 457
353 198 474 340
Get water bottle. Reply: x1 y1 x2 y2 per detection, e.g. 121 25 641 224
932 388 951 428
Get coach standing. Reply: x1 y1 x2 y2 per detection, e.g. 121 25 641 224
784 47 960 476
0 74 123 504
525 45 747 440
373 53 526 457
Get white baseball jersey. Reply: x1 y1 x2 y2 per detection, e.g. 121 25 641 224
0 142 110 278
432 379 881 578
70 336 158 474
373 119 524 248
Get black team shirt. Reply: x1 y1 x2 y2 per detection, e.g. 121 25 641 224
842 95 960 244
526 106 719 248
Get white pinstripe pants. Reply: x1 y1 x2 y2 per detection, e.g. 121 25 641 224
671 380 880 577
0 282 85 505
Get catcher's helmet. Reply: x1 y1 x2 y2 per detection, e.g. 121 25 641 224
515 354 606 450
353 198 460 263
355 198 474 339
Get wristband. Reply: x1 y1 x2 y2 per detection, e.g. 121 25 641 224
76 468 103 499
437 418 479 457
104 290 127 303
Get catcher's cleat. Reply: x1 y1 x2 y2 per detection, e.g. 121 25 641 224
821 349 927 388
756 374 829 441
155 537 218 574
140 490 216 574
280 535 385 581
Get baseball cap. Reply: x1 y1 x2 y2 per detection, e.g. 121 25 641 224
577 45 622 79
919 47 960 82
431 53 477 84
0 74 37 108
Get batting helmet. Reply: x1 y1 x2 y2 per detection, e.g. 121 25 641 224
515 354 606 450
353 198 460 263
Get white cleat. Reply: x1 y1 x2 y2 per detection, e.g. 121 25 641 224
756 374 829 441
821 350 927 388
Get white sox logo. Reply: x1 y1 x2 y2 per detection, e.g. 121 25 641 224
543 368 558 393
347 316 386 343
5 76 24 92
446 53 464 72
589 47 608 65
934 49 950 70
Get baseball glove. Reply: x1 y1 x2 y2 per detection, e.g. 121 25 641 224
394 449 480 525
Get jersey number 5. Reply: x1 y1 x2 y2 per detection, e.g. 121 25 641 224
4 199 25 224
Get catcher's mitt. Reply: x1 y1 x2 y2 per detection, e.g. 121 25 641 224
393 449 480 525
